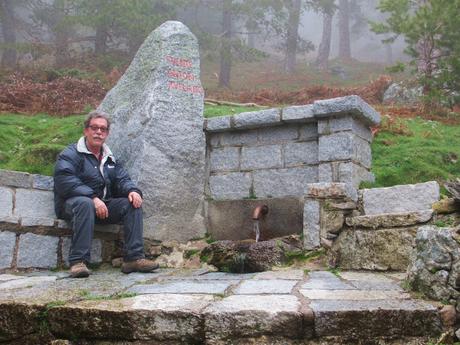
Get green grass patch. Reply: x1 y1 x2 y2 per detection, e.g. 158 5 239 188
204 104 266 118
370 117 460 188
77 289 137 301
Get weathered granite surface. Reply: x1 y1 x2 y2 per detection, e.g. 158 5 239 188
99 21 206 242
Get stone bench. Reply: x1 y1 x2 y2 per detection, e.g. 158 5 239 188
0 169 121 270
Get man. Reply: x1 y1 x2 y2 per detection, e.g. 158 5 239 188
54 110 158 278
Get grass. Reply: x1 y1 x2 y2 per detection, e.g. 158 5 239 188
204 104 266 118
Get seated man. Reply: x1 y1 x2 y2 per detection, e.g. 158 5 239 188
54 110 158 278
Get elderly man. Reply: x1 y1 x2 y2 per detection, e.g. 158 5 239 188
54 110 158 278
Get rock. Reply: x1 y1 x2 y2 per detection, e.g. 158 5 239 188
433 198 459 214
202 236 303 273
345 210 433 229
99 21 206 243
439 305 456 328
383 82 423 105
361 181 440 215
321 210 344 235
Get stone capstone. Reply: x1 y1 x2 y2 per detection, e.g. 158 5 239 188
346 210 433 229
0 169 31 188
361 181 440 215
0 231 16 269
17 233 59 269
99 21 206 242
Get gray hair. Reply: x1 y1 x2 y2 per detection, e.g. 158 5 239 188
84 110 111 129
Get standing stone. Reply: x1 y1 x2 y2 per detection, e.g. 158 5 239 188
99 21 206 242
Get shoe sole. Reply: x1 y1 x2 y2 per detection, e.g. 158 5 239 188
121 265 159 274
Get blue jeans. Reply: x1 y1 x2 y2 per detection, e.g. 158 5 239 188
62 196 145 265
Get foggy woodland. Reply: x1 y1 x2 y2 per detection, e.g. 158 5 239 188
0 0 459 111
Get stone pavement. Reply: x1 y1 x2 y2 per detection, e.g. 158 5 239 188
0 268 443 344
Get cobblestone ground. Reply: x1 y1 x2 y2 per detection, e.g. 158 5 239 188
0 268 443 344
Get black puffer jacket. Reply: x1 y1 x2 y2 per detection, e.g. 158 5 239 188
53 138 141 218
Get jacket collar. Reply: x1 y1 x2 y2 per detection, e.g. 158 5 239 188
77 136 116 162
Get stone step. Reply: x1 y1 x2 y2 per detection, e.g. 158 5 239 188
0 269 443 344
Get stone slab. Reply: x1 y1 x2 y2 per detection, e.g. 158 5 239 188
21 216 55 227
0 169 31 188
61 237 102 266
339 271 395 282
253 166 317 198
303 198 320 249
219 129 258 146
17 233 59 269
301 274 354 290
0 187 13 218
128 280 237 294
257 125 299 144
100 21 206 242
312 95 381 126
319 132 371 168
317 116 372 142
205 115 231 132
0 274 23 282
346 210 433 229
241 145 282 170
284 141 318 166
253 269 305 280
210 146 240 172
299 123 318 140
306 182 357 200
348 280 404 291
14 189 55 218
209 172 251 200
0 215 19 224
234 279 297 294
282 104 315 123
300 289 410 300
233 109 281 129
361 181 440 215
0 276 57 290
310 299 441 338
32 174 54 190
0 231 16 269
204 295 305 340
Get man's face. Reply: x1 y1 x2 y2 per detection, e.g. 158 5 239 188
84 117 109 150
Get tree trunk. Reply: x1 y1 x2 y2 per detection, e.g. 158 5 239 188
284 0 301 74
338 0 351 61
315 11 333 69
219 0 232 88
0 0 16 68
94 24 108 55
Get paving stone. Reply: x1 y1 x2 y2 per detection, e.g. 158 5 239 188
165 271 254 280
128 280 237 294
206 115 232 132
0 231 16 269
312 95 380 126
21 216 55 227
210 146 240 171
257 125 299 144
253 269 305 280
32 174 54 190
253 166 317 198
0 187 13 218
220 129 258 146
234 279 297 294
17 233 59 269
348 280 404 291
346 210 433 229
241 145 282 170
339 271 394 282
61 237 102 266
303 198 320 249
0 169 31 188
0 276 57 290
362 181 440 215
0 274 23 282
301 274 354 290
282 104 315 123
284 141 318 166
47 293 214 342
209 172 251 200
310 299 441 338
301 289 409 300
204 295 305 340
233 109 281 129
14 189 55 218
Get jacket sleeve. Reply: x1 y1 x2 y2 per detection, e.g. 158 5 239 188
114 163 142 198
54 150 95 199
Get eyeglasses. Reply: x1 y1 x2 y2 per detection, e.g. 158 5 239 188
88 125 109 133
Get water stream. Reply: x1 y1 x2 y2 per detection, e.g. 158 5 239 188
253 220 260 242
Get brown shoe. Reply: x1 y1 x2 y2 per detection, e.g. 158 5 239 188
70 262 90 278
121 258 159 274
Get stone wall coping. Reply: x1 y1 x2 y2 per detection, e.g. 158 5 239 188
0 169 54 191
345 210 434 229
305 182 358 201
204 96 380 133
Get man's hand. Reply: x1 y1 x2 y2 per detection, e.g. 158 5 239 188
128 191 143 208
93 197 108 219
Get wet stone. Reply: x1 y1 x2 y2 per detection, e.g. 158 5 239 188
234 279 297 294
128 279 237 295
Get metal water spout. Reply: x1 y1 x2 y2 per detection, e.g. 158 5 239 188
252 205 268 220
252 205 268 242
